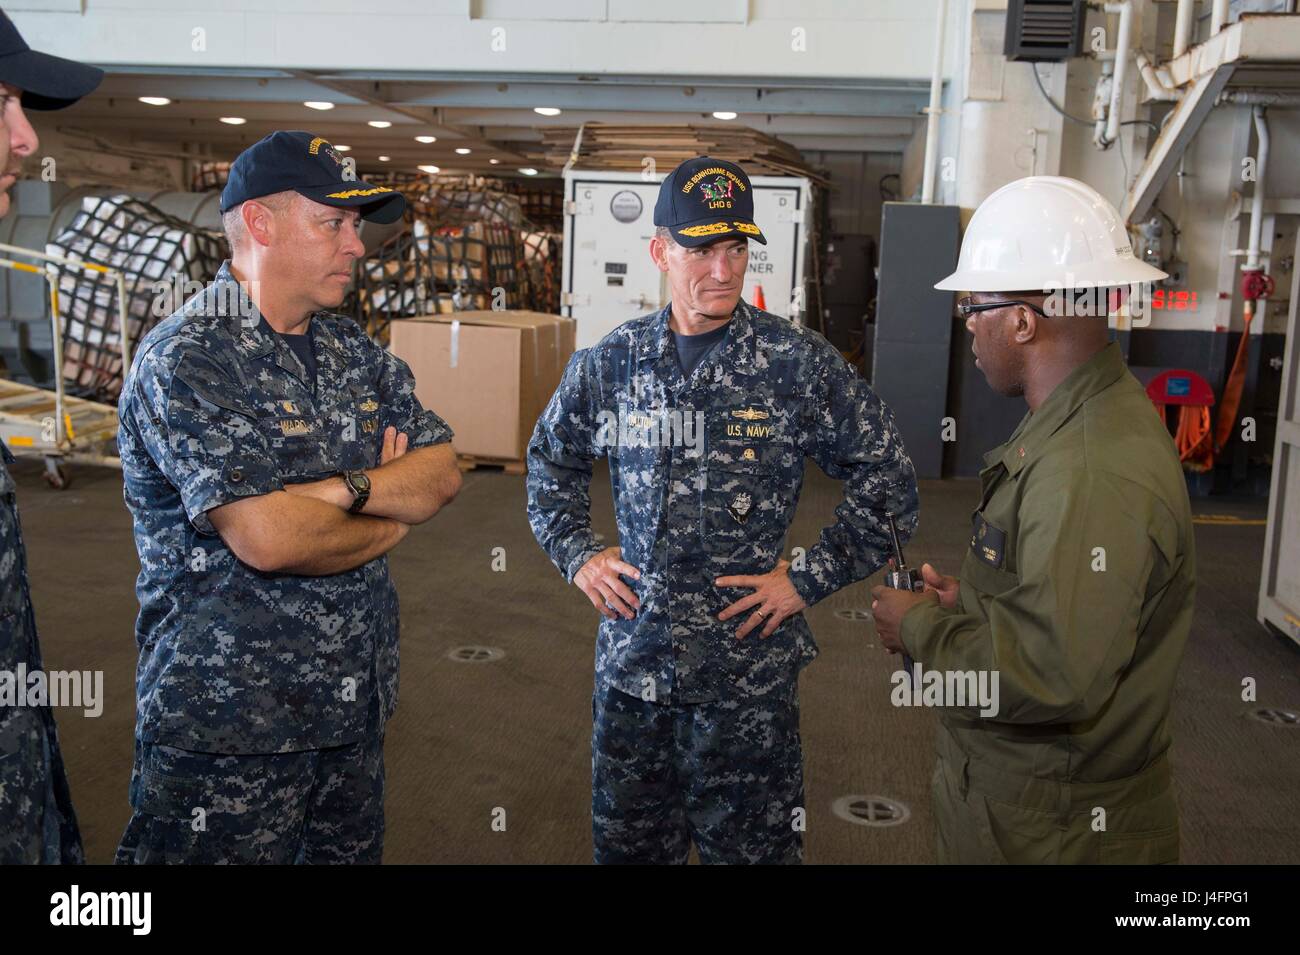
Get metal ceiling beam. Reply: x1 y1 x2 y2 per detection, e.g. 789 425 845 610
1123 14 1300 223
313 70 935 93
1123 65 1234 223
378 81 928 117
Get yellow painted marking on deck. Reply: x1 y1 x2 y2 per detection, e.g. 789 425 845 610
1192 514 1266 526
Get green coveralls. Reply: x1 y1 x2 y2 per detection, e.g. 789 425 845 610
901 344 1196 864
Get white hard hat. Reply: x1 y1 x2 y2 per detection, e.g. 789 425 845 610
935 176 1167 291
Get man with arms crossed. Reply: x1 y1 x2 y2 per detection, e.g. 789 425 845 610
116 131 460 863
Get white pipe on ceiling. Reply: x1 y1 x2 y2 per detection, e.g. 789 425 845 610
1212 0 1230 35
920 0 948 204
1173 0 1194 59
1102 1 1135 147
1245 106 1269 272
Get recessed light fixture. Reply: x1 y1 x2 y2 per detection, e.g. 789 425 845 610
334 144 351 152
138 96 171 107
418 164 441 174
304 101 334 111
712 111 738 120
534 107 562 117
455 147 472 155
219 117 247 125
519 168 538 176
415 135 437 144
488 158 500 165
378 155 390 162
368 120 392 128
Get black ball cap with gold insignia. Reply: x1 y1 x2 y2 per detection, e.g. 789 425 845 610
654 156 767 248
220 130 406 224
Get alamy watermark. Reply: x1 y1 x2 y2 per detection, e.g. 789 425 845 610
1040 280 1154 326
0 665 103 717
594 403 705 454
891 663 1000 717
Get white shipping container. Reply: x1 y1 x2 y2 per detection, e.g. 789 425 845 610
561 168 811 351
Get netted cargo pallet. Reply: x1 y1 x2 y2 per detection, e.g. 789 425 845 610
420 219 519 289
519 230 562 316
408 185 525 230
349 174 564 341
191 161 231 192
45 194 226 400
347 225 495 346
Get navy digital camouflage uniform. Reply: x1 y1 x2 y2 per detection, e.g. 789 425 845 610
114 261 451 864
527 299 918 863
0 444 84 864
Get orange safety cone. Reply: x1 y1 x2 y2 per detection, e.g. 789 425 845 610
753 284 767 310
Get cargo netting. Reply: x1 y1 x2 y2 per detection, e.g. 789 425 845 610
347 174 563 344
45 194 226 401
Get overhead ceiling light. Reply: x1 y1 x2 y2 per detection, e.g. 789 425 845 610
334 144 351 151
534 107 562 117
304 101 334 111
712 111 738 120
418 164 441 174
519 168 538 176
138 96 171 107
415 135 437 144
455 147 472 155
378 155 390 162
368 120 392 128
219 116 247 125
488 158 500 165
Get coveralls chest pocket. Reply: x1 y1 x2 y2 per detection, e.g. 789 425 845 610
959 509 1020 613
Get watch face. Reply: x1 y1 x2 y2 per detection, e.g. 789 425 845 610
352 471 371 492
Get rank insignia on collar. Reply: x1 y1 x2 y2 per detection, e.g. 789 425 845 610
727 492 753 524
732 407 770 421
359 398 379 413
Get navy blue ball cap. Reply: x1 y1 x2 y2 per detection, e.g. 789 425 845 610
220 131 406 224
654 156 766 247
0 11 103 111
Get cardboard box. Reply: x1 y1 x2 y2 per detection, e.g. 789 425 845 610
389 310 576 461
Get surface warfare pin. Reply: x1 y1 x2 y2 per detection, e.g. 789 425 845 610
727 491 752 524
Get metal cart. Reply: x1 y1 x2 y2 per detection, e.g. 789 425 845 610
0 241 128 489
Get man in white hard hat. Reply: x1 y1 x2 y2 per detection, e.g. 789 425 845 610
870 176 1196 864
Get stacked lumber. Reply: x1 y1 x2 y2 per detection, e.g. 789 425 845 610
534 123 827 184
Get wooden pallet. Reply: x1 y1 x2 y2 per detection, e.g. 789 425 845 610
0 377 119 447
456 453 526 475
533 122 829 184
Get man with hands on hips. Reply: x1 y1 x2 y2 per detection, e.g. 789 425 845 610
528 156 918 865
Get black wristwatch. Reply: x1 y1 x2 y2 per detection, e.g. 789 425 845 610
341 470 371 514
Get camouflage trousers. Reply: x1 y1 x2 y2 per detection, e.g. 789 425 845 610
115 731 386 865
0 707 84 864
591 681 805 865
